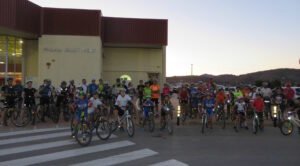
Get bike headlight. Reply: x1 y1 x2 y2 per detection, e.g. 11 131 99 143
288 116 292 120
177 113 180 117
273 106 277 111
177 106 181 111
255 115 258 118
177 110 181 114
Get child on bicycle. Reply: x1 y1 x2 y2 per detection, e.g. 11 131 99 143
234 96 248 132
252 94 265 131
141 97 154 131
202 93 215 129
160 94 174 131
75 91 88 123
87 93 102 122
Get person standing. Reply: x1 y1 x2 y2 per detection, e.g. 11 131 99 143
150 80 160 116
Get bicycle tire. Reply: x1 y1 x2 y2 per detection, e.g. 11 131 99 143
96 119 111 140
75 122 93 146
125 117 135 137
280 120 293 136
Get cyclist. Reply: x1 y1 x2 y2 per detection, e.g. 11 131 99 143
234 87 243 101
87 79 98 98
97 79 104 97
81 79 88 94
283 82 295 110
75 91 88 123
137 80 145 106
0 77 16 126
189 83 198 117
56 81 69 121
271 88 286 116
202 93 215 129
87 93 102 122
150 80 160 116
67 80 76 101
114 89 132 130
207 78 217 94
162 83 171 101
141 96 154 131
227 88 235 119
22 80 37 125
179 86 189 119
160 94 174 131
14 79 23 109
127 82 136 99
216 88 227 112
252 94 265 132
234 96 248 132
112 78 123 96
38 79 52 122
260 82 272 119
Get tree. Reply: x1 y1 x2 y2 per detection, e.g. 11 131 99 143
255 80 263 87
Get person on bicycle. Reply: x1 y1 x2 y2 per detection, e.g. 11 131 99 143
75 91 88 123
14 79 23 109
162 83 171 101
114 89 133 130
0 77 16 126
87 93 102 122
98 79 104 97
234 96 248 132
38 79 52 122
283 82 295 110
234 87 243 101
141 96 154 131
179 86 189 118
260 82 272 119
80 79 88 94
150 80 160 116
252 94 265 132
271 88 286 115
67 80 76 102
160 94 174 131
22 80 37 125
112 78 123 96
202 93 215 129
87 79 98 98
56 81 70 121
216 88 227 112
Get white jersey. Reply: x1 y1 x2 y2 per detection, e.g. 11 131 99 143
260 88 272 98
115 94 131 109
235 102 245 112
88 97 102 114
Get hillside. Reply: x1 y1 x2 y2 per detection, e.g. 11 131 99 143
167 68 300 86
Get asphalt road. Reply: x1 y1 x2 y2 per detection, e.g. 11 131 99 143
0 119 299 166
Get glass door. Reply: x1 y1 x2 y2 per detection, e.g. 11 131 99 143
0 36 23 86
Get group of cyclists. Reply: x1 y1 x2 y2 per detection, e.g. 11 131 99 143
1 76 299 136
178 78 300 134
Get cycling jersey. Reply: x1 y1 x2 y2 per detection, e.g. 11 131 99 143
143 100 154 117
203 99 215 116
150 84 160 99
88 83 98 96
137 84 145 97
1 85 16 108
143 87 151 99
162 87 170 96
88 97 102 114
179 90 189 101
23 88 36 105
283 88 295 101
98 83 104 95
261 88 272 98
56 87 69 107
75 98 88 121
272 93 285 105
252 98 264 112
14 84 23 98
189 87 198 97
235 101 245 112
39 84 51 97
115 94 131 110
234 91 243 100
216 92 226 104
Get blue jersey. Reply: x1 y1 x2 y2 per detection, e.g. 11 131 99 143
143 100 154 112
189 87 198 96
203 99 215 111
75 99 88 111
88 84 98 96
39 85 51 97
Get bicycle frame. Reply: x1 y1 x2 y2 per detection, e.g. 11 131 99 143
287 113 300 128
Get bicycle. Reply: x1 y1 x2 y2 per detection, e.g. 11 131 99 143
88 106 111 140
20 101 37 126
36 99 60 123
110 104 135 137
0 98 26 127
271 104 283 128
74 111 93 146
215 104 226 129
161 105 173 135
201 111 209 134
280 111 300 136
143 105 155 132
253 111 261 134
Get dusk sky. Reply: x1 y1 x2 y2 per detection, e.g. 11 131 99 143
30 0 300 76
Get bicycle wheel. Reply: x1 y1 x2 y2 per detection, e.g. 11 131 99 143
148 114 155 132
280 120 293 136
201 114 206 134
253 119 258 134
10 108 27 127
96 119 111 140
125 117 135 137
36 104 43 122
167 116 173 135
75 122 93 146
21 107 32 127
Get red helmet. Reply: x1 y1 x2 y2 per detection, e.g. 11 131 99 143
285 82 291 88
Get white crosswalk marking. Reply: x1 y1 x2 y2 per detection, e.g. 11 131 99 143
71 149 158 166
0 134 117 156
149 159 189 166
0 140 135 166
0 131 70 146
0 127 69 138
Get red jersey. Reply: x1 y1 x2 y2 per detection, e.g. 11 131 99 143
162 87 170 96
252 98 264 112
179 90 189 101
283 88 295 101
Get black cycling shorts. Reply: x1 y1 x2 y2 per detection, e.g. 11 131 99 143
151 98 159 105
115 106 124 116
40 96 50 106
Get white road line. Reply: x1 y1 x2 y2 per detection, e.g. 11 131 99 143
0 131 70 146
71 149 158 166
149 159 189 166
0 127 69 138
0 140 135 166
0 134 117 156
